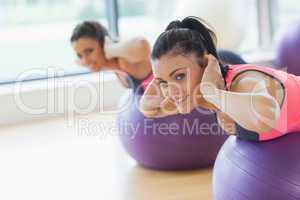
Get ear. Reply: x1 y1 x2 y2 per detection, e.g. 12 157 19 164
202 55 208 68
196 54 208 68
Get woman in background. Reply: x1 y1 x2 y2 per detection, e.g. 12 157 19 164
70 21 153 92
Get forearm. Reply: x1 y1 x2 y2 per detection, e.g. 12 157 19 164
204 88 281 132
106 38 151 63
139 96 178 118
139 81 178 118
216 111 236 135
118 58 151 80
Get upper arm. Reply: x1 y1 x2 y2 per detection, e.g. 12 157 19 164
118 58 152 80
229 71 281 132
122 37 151 63
230 71 270 94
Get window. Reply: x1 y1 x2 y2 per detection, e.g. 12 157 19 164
118 0 259 53
118 0 176 45
0 0 106 82
277 0 300 32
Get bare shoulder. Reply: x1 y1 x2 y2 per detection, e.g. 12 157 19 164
229 69 285 106
230 70 269 93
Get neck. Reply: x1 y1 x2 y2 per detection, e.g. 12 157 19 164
102 58 120 71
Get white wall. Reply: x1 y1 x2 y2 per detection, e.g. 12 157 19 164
0 72 128 125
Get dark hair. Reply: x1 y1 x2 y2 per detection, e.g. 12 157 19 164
152 16 229 78
217 49 247 65
70 21 108 47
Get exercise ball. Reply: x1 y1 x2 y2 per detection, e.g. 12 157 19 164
213 133 300 200
174 0 249 50
117 93 228 170
275 21 300 75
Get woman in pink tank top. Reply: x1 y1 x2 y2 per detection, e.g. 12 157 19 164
139 16 300 142
222 64 300 141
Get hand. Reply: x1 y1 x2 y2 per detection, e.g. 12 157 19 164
139 79 165 112
160 96 178 115
104 36 115 60
200 54 225 98
139 79 178 117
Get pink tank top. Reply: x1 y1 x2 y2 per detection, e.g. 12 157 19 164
141 73 154 90
225 64 300 141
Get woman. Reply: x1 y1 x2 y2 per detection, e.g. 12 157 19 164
70 21 153 92
140 16 300 142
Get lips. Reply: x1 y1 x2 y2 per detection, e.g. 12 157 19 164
88 63 99 71
175 95 189 105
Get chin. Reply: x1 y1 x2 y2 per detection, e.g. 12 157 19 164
179 110 190 114
178 104 193 114
90 67 100 72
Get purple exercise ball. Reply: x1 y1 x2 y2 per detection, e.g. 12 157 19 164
117 94 228 170
213 133 300 200
276 21 300 75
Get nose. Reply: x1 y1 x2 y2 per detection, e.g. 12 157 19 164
80 57 89 66
168 83 183 101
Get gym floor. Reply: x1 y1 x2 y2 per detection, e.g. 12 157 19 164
0 113 213 200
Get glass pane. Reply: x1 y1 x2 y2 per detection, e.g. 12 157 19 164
272 0 300 51
118 0 258 52
118 0 176 44
0 0 106 82
278 0 300 28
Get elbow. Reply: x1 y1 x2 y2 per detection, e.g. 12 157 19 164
252 121 275 133
133 38 151 59
260 107 280 132
250 97 281 133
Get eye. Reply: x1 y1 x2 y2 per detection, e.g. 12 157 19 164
159 80 168 88
84 48 94 56
175 73 186 81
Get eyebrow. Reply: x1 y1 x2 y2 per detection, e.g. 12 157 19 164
155 67 186 81
155 77 165 82
83 48 93 54
169 67 186 77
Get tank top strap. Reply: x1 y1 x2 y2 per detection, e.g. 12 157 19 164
225 64 288 89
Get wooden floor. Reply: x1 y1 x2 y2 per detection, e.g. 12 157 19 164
0 113 213 200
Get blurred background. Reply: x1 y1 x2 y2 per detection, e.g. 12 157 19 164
0 1 300 199
1 0 300 82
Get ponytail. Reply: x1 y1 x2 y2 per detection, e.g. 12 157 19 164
181 17 218 58
152 16 228 78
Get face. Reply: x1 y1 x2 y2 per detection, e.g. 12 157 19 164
72 37 108 72
153 53 205 114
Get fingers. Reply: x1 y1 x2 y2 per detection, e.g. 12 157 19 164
204 54 222 75
105 36 114 50
205 54 218 64
205 54 217 61
160 97 175 107
104 36 111 44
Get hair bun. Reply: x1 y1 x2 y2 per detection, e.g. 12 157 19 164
165 20 184 31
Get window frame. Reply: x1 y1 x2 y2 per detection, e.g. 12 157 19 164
0 0 279 85
0 0 117 85
0 0 286 125
0 0 124 125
